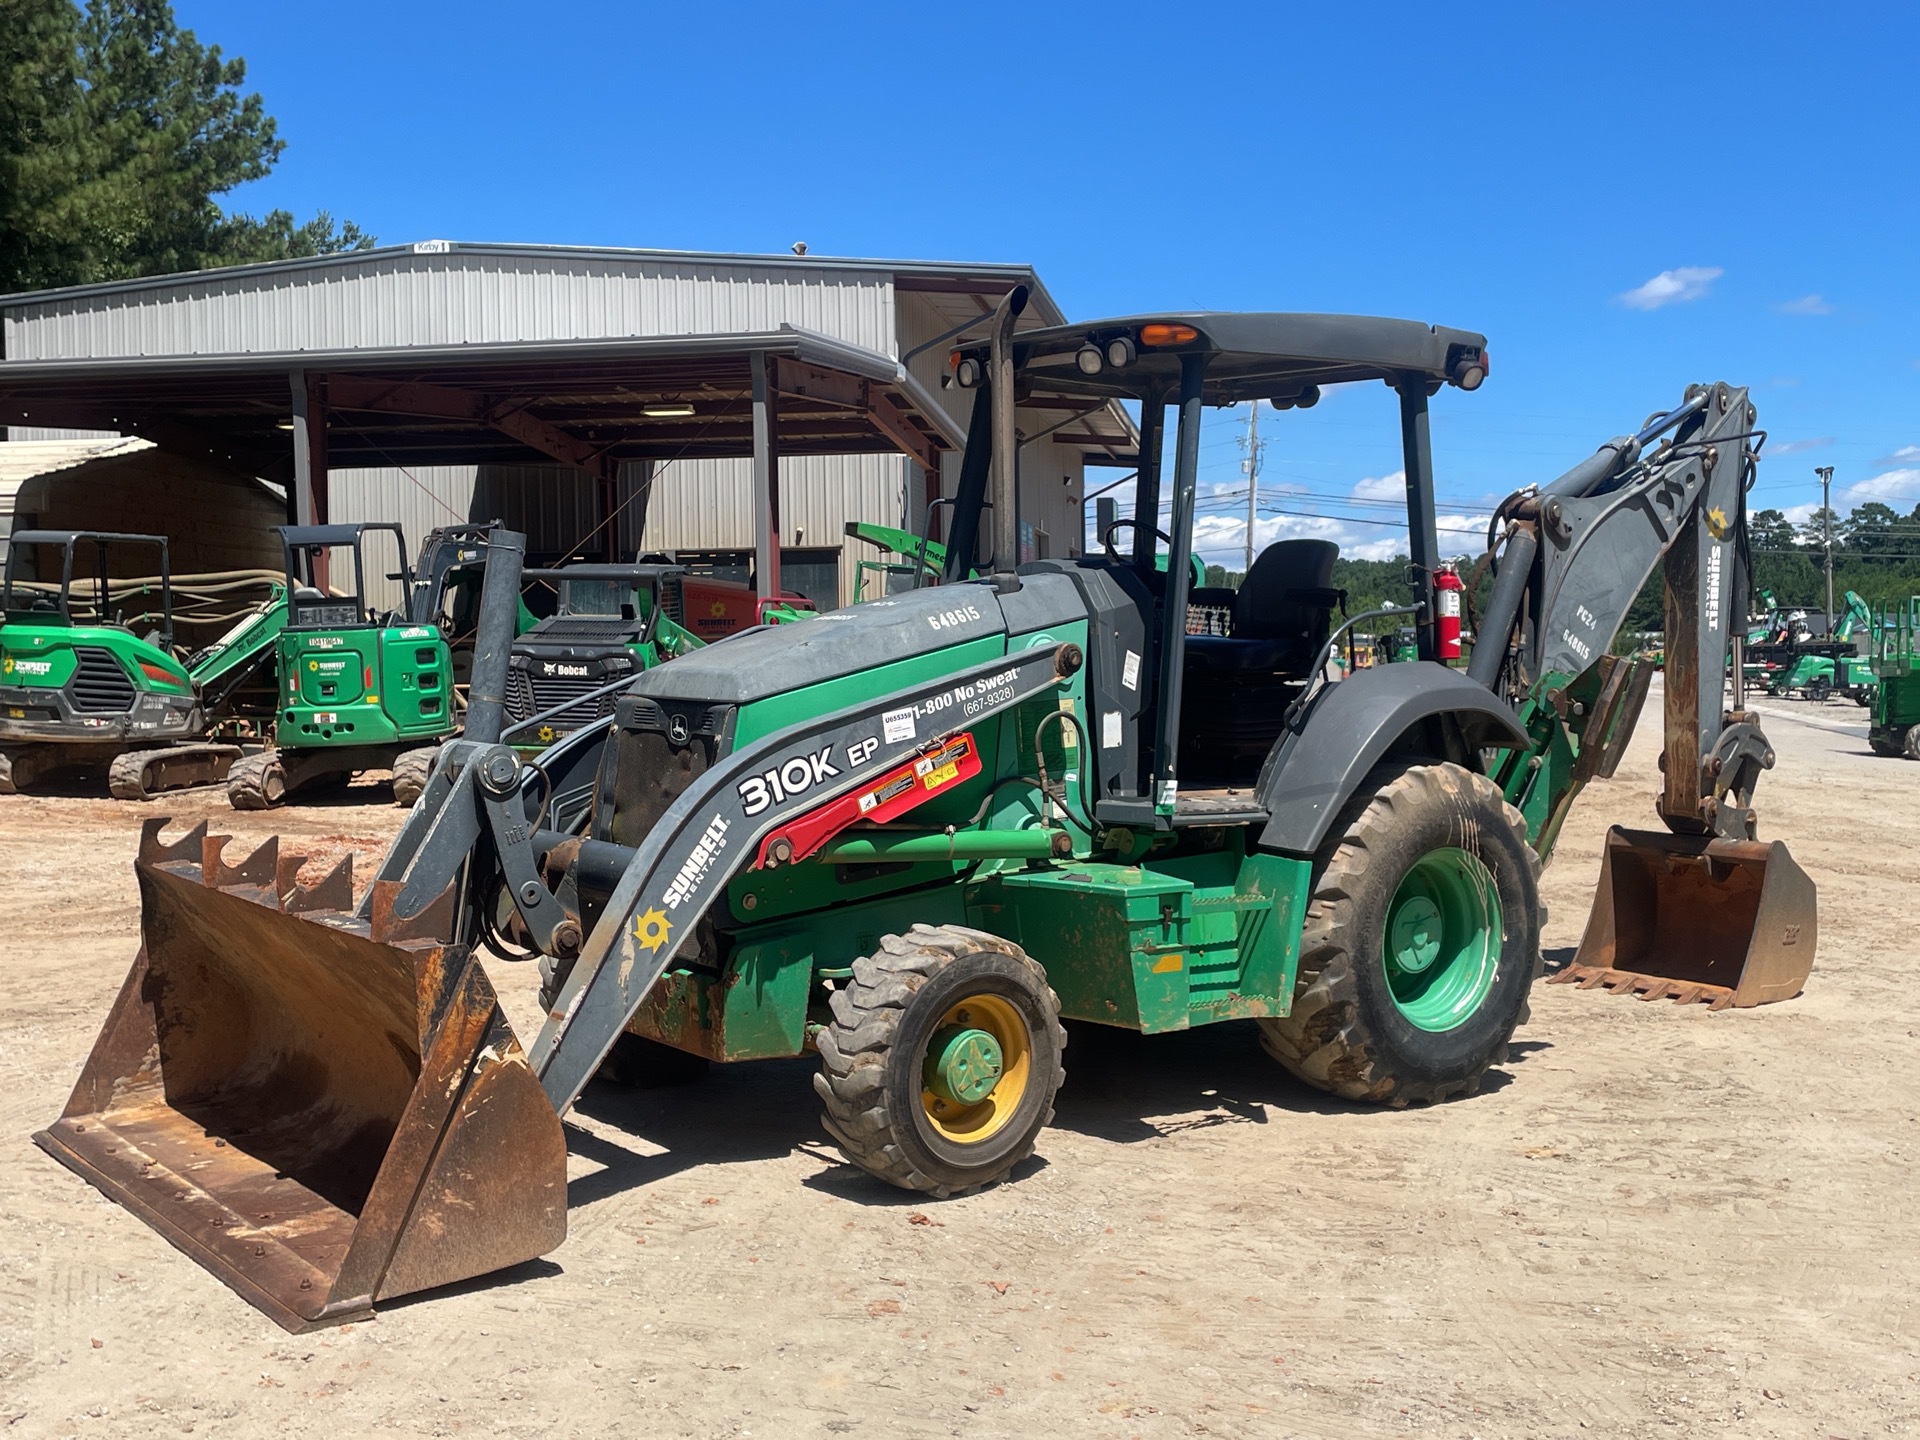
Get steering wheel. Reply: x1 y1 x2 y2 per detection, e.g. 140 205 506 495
1102 517 1171 561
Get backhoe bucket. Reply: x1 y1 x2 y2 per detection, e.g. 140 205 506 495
1554 826 1816 1009
34 820 567 1332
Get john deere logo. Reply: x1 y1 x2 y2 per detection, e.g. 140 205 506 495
634 907 672 954
1706 507 1731 541
668 714 690 745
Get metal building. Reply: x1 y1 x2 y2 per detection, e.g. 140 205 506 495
0 243 1135 605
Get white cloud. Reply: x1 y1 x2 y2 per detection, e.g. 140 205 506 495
1876 445 1920 467
1351 469 1406 501
1778 502 1819 526
1775 294 1833 316
1769 436 1835 456
1841 468 1920 506
1618 266 1724 310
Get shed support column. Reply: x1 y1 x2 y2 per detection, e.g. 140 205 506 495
1398 378 1440 661
288 370 328 526
750 351 781 603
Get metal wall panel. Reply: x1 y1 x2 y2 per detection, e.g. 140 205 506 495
644 452 908 605
3 249 895 360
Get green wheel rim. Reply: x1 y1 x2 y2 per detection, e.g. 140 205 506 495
1382 847 1503 1032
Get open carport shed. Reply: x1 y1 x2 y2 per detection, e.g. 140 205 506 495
0 327 963 599
0 243 1139 607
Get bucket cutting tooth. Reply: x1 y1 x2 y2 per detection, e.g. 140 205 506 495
35 819 567 1332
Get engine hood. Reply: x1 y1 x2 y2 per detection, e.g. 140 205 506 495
628 576 1084 706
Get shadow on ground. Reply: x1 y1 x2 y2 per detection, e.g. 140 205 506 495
563 1018 1553 1207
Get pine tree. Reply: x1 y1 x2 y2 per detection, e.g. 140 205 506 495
0 0 370 293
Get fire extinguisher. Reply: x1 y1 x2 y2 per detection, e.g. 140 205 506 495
1434 565 1464 661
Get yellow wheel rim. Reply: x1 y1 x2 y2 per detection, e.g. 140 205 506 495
919 993 1031 1144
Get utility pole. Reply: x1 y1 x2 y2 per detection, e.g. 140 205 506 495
1816 465 1835 639
1238 400 1265 577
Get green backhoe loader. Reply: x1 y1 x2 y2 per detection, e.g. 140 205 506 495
40 298 1818 1331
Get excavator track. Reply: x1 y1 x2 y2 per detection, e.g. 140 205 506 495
105 743 245 801
225 749 288 810
389 746 438 808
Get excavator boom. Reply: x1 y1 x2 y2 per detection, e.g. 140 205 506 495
1473 383 1817 1006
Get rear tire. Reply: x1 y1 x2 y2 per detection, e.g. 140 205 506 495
1904 727 1920 762
814 924 1065 1197
1257 761 1540 1107
1806 678 1830 703
227 750 287 810
390 746 438 807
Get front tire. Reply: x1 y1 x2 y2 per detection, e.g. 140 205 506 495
1257 762 1540 1107
814 924 1065 1197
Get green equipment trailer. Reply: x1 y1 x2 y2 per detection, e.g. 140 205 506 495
1869 597 1920 756
224 523 470 808
42 301 1820 1331
0 530 286 796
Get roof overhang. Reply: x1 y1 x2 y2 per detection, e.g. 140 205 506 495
0 327 965 482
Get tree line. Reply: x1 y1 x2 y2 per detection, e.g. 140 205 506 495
1 0 369 295
1204 500 1920 641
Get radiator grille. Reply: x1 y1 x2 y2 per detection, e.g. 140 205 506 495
70 646 137 712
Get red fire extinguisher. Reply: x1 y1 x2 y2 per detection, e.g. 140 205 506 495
1434 565 1464 661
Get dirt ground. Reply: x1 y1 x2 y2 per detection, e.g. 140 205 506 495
2 684 1916 1439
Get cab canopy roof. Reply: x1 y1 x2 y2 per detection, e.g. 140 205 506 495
999 312 1489 407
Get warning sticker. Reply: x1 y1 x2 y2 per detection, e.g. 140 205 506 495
1102 711 1122 749
1122 650 1141 691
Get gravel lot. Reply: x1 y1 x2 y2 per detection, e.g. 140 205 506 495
2 682 1914 1438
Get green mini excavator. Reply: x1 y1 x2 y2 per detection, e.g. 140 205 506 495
0 530 284 795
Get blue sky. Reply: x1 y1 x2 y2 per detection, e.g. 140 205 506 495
179 0 1919 563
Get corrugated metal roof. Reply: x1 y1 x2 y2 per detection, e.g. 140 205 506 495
0 240 1066 311
0 244 1070 364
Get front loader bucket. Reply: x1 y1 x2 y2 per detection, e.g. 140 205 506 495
34 820 567 1332
1554 826 1817 1009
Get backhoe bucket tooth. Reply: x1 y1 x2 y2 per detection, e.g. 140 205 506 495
34 825 567 1332
1557 826 1817 1009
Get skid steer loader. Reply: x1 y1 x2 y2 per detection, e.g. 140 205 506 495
38 293 1817 1330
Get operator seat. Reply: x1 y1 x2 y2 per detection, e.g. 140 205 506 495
1179 539 1342 786
1185 539 1340 673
